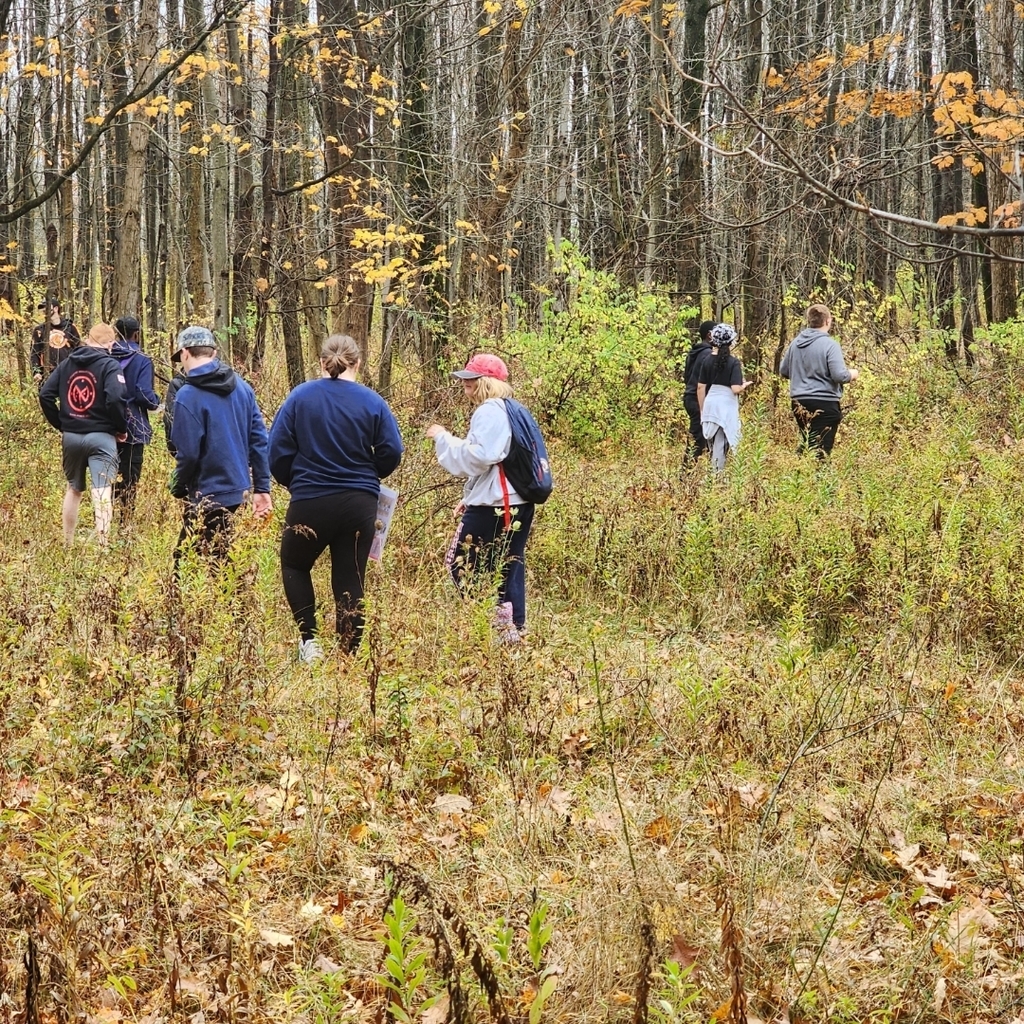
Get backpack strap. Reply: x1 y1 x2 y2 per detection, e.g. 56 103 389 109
498 464 512 530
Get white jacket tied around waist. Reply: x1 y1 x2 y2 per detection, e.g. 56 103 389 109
433 398 525 507
701 385 741 449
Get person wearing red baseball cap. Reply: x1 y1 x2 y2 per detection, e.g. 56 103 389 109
426 353 534 644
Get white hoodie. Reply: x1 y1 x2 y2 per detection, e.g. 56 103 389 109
433 398 525 507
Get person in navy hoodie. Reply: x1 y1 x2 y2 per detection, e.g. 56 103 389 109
39 322 127 546
110 316 160 520
168 326 272 566
269 334 403 662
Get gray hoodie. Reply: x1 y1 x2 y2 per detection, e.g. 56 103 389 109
779 328 852 401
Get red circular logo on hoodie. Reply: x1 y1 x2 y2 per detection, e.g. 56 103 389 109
66 370 97 415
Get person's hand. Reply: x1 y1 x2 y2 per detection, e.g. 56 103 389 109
454 502 465 518
848 368 860 381
425 423 445 440
116 432 127 443
741 380 755 391
32 371 43 388
252 492 273 519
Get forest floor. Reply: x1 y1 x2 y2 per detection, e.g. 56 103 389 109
2 375 1024 1024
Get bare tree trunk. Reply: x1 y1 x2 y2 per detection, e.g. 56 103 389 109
110 0 159 319
226 18 255 364
985 0 1019 322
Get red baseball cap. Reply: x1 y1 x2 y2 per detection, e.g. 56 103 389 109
451 353 508 381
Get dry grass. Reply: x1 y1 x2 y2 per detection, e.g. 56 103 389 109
2 373 1024 1024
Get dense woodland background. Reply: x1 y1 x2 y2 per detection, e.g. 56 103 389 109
0 0 1022 389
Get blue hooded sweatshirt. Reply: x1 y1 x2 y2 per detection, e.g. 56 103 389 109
169 360 271 508
268 377 403 500
111 339 160 444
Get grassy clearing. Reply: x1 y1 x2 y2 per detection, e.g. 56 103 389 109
2 355 1024 1024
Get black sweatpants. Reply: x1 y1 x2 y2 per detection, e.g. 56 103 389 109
175 501 241 568
792 398 843 457
683 393 707 460
115 441 146 519
279 490 377 651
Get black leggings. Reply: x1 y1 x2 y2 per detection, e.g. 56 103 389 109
280 490 377 651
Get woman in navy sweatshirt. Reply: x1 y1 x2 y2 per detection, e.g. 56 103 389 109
268 334 404 662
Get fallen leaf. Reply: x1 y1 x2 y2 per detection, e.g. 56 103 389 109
814 800 842 823
315 954 342 974
432 793 473 815
710 996 732 1022
259 928 294 947
609 990 634 1004
429 833 459 849
562 729 593 761
422 994 449 1024
348 823 370 843
914 863 956 897
933 976 947 1014
644 815 679 846
587 811 621 834
538 785 573 816
669 934 698 968
891 843 921 870
736 782 768 810
948 898 999 952
176 976 208 1000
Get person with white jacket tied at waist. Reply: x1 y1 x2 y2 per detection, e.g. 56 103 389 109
426 353 535 644
697 323 754 473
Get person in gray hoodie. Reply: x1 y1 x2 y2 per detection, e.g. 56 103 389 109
779 303 859 456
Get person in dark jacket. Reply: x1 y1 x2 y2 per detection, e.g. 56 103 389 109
162 337 190 455
269 334 404 662
31 300 81 384
682 320 716 465
169 325 272 565
779 303 859 457
110 316 160 519
39 322 127 545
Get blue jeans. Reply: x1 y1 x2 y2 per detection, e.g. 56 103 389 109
450 503 535 630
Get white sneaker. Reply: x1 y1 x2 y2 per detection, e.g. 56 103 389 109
298 639 324 664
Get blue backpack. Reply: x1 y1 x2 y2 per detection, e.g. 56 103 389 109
500 398 553 505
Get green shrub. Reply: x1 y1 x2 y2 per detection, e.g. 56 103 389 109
504 241 698 448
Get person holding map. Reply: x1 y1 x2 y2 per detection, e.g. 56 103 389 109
268 334 404 663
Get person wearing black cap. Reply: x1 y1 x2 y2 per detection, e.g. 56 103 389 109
30 300 81 385
110 316 160 520
681 320 716 464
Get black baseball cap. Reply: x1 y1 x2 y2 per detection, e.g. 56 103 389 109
115 316 141 339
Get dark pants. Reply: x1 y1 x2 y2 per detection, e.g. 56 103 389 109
683 394 707 460
115 442 146 518
450 503 535 630
792 398 843 457
175 501 240 568
280 491 377 651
